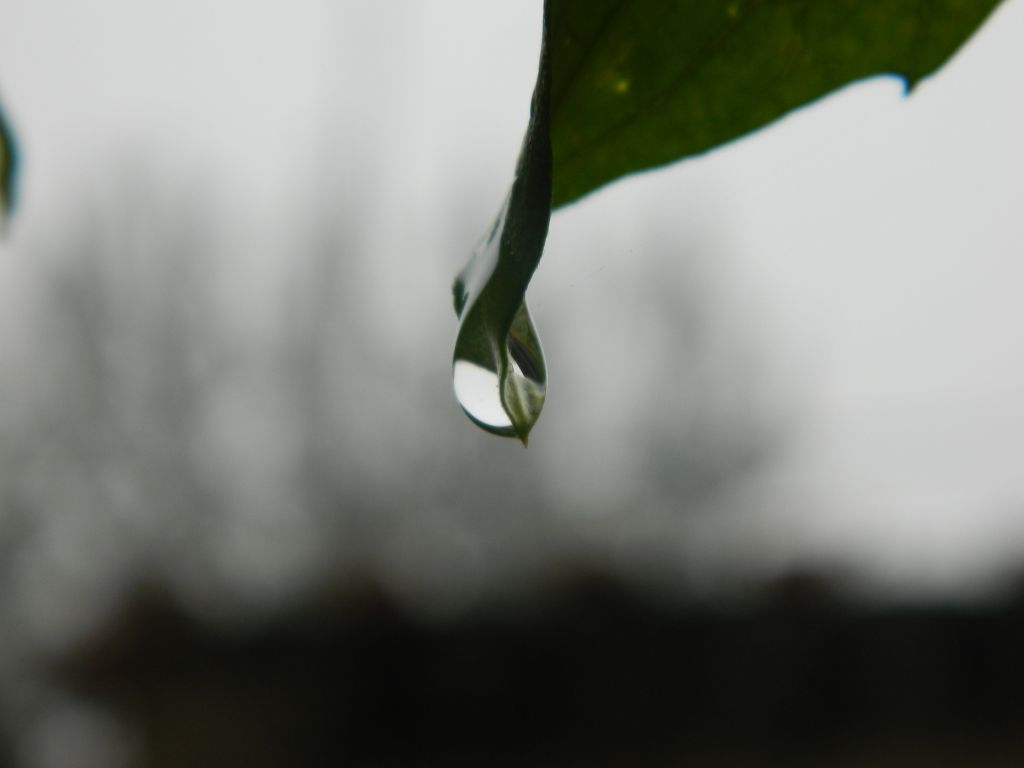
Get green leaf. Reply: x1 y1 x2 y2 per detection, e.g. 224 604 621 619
453 0 1004 440
549 0 1005 208
0 101 16 230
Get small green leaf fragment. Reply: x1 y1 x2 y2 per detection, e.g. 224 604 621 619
0 101 17 230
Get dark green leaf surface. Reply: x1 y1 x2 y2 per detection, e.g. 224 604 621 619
549 0 1004 207
0 101 16 228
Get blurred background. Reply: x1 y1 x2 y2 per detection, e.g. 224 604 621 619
1 1 1023 765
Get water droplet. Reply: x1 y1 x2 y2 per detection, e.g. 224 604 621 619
452 183 548 443
453 325 546 442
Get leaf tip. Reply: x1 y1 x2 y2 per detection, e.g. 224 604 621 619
507 398 536 447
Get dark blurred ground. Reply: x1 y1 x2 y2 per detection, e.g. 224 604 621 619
40 570 1024 768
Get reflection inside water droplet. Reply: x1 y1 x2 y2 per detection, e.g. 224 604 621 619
507 333 541 381
453 360 513 432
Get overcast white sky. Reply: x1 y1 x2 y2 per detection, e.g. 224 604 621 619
2 0 1023 599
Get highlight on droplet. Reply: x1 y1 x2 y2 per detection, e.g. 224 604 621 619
452 360 513 432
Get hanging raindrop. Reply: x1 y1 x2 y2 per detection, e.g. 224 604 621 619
451 194 547 443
